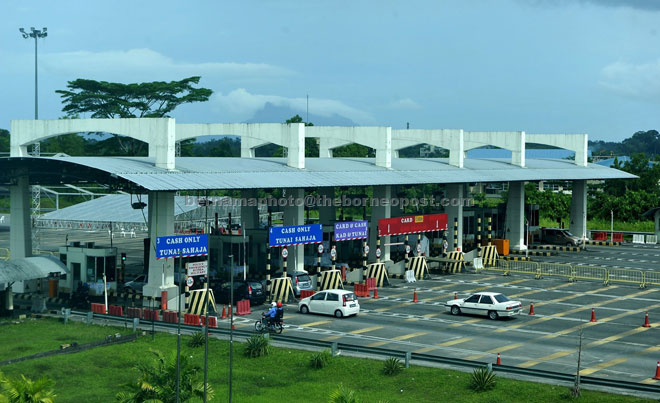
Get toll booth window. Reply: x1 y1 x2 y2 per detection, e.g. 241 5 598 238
105 256 116 281
86 256 96 282
327 293 339 302
60 253 67 265
465 294 480 303
95 257 105 282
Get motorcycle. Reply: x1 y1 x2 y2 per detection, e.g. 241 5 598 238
254 312 283 334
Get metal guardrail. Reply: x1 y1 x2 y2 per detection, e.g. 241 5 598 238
538 262 572 280
478 261 656 288
70 311 660 395
607 268 645 288
572 265 608 284
644 271 660 287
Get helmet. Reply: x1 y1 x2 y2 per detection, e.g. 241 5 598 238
271 302 277 307
277 302 282 308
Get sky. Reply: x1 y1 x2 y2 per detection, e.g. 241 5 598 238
1 0 659 142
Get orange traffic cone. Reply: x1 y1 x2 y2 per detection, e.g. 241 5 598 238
590 308 597 322
643 312 651 328
413 289 418 303
653 361 660 380
221 305 227 320
231 318 235 330
454 292 458 300
496 352 501 365
373 288 379 299
529 303 535 316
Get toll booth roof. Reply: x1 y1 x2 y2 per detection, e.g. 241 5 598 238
0 156 636 191
0 255 67 283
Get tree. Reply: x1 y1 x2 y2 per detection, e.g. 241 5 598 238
116 349 211 403
56 77 212 155
0 129 8 154
0 372 56 403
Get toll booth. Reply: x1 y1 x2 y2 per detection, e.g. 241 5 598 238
209 230 268 279
57 242 118 295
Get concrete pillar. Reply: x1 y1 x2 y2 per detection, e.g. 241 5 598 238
655 211 660 241
390 186 403 219
318 187 336 225
240 189 260 230
445 184 463 251
143 192 177 299
5 284 13 312
569 180 587 241
505 182 526 250
9 176 32 259
369 185 391 261
146 118 176 170
284 188 305 272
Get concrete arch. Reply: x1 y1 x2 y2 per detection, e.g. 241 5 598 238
10 118 175 169
305 126 392 168
175 123 305 168
392 129 464 168
463 131 526 167
526 133 588 167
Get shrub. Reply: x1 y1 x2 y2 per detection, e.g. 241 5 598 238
187 332 205 348
245 334 270 358
382 357 403 376
310 350 331 369
469 366 496 392
328 383 359 403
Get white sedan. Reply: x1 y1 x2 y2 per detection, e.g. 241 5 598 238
445 292 522 320
298 289 359 318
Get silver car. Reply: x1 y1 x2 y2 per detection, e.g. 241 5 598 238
288 272 314 297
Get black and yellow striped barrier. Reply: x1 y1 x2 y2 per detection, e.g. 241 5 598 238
365 263 390 287
318 269 344 291
584 240 621 246
407 257 430 280
530 245 584 252
510 250 553 256
186 289 217 316
445 251 464 273
269 277 295 303
481 245 498 267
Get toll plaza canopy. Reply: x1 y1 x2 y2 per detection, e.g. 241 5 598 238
0 156 635 191
0 255 67 283
1 119 638 299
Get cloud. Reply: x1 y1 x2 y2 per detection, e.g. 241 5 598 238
383 98 422 110
599 60 660 103
211 88 373 124
3 48 294 82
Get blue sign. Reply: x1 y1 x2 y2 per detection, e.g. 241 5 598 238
155 234 209 259
269 224 323 247
334 220 369 241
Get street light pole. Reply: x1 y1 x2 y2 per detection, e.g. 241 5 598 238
19 27 47 120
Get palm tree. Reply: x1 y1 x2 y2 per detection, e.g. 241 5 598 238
0 372 56 403
116 350 212 402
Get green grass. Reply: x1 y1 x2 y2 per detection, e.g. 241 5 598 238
0 318 132 361
0 318 654 402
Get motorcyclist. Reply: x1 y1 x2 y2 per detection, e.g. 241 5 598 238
275 301 284 324
265 302 277 327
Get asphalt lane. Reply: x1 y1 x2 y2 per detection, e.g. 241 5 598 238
262 274 660 384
